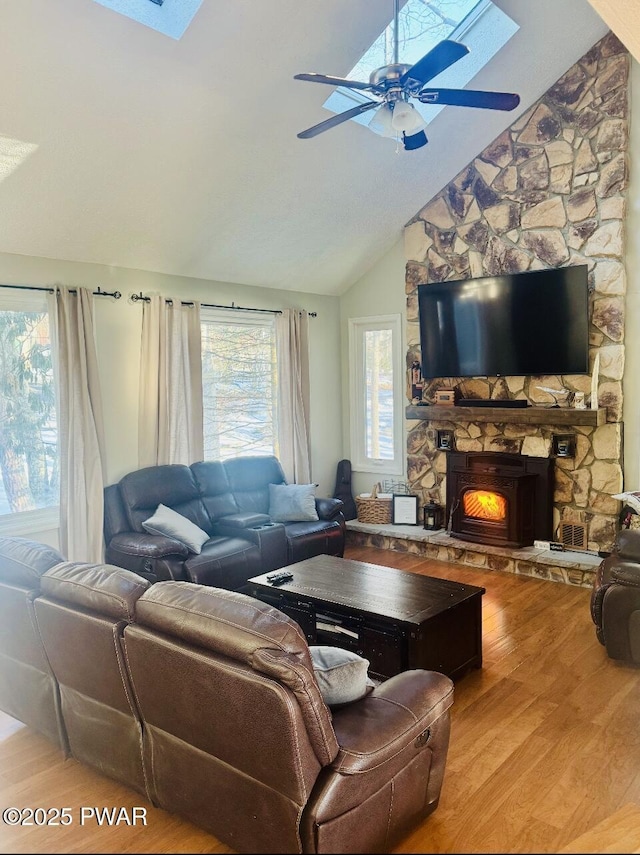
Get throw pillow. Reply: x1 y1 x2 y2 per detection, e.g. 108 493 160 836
309 645 372 707
613 491 640 515
268 483 319 522
142 504 209 554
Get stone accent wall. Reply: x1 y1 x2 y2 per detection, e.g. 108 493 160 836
404 33 628 552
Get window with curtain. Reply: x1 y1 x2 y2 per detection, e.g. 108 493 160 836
349 314 403 475
200 309 278 460
0 291 59 532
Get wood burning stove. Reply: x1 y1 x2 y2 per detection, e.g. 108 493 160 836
446 451 553 548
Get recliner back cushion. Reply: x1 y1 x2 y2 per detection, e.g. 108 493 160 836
126 580 338 853
0 537 67 747
222 455 286 515
191 461 239 522
35 562 150 795
134 581 337 764
119 464 212 534
0 536 64 589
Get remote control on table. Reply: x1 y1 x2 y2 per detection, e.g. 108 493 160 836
266 570 294 585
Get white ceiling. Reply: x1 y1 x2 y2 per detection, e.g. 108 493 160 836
0 0 610 296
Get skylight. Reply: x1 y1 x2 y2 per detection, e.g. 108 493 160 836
323 0 519 135
0 136 38 183
92 0 202 39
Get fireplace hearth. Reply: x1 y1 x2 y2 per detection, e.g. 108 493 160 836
446 451 553 549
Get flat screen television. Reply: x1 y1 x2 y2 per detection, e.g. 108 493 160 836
417 265 589 379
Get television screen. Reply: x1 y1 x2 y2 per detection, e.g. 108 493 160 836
417 265 589 379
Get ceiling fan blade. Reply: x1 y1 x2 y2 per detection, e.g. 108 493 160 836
417 88 520 111
399 40 469 91
297 100 379 139
294 72 379 92
403 130 428 151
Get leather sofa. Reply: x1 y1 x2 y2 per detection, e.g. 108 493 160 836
591 528 640 663
0 536 454 854
104 455 346 589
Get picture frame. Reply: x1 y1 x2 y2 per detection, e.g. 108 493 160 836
392 493 419 525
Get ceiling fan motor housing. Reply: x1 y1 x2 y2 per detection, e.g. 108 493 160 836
369 63 413 89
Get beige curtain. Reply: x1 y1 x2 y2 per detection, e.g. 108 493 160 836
48 286 106 563
138 295 203 467
276 309 311 483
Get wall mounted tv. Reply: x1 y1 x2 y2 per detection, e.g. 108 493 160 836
418 265 589 379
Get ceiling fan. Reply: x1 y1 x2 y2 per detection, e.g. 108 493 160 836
294 0 520 150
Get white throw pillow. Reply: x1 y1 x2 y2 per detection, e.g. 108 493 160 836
142 504 209 554
613 492 640 514
309 645 373 707
268 483 319 522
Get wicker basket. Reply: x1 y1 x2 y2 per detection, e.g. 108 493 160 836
356 483 392 524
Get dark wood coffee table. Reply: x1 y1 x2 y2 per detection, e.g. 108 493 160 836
246 555 485 680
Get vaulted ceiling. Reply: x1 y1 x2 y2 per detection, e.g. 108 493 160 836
0 1 613 295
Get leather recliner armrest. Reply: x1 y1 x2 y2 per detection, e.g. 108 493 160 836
611 564 640 587
316 497 344 521
329 670 454 774
213 520 288 574
107 532 189 559
615 529 640 562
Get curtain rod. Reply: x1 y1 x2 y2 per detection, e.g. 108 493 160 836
130 292 317 317
0 283 122 299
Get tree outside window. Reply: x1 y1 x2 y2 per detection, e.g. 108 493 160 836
0 305 58 516
201 311 278 460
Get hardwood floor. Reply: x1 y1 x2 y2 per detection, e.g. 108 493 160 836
2 545 640 854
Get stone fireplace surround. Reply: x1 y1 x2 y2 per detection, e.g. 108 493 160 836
401 32 628 558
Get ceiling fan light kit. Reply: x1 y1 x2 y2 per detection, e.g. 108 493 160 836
294 0 520 151
369 103 396 138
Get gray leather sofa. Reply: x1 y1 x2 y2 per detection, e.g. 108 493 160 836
104 455 345 589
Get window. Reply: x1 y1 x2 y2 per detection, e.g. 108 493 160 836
0 291 59 532
200 309 278 460
349 315 403 475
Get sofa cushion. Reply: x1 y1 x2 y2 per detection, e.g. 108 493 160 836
41 561 150 620
0 536 64 589
223 455 287 515
269 483 319 522
184 537 262 589
309 645 372 707
191 461 240 523
143 504 210 554
120 464 211 534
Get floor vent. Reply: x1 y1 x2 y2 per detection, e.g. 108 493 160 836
559 522 587 550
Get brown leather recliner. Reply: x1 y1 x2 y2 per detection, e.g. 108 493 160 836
34 561 151 796
0 536 68 750
124 581 454 854
591 528 640 663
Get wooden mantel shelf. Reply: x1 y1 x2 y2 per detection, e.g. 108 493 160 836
406 404 607 427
